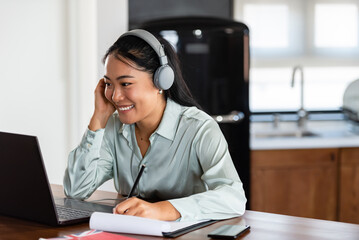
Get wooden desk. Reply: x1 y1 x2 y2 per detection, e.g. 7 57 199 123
0 185 359 240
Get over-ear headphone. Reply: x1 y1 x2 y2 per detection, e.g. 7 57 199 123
120 29 174 90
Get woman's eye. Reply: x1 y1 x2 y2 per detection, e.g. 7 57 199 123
122 82 131 87
105 82 112 87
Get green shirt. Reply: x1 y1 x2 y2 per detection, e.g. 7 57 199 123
64 99 246 221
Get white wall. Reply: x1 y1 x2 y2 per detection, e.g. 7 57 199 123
0 0 128 191
97 0 129 78
0 0 68 184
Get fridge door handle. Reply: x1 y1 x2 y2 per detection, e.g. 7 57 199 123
211 111 245 123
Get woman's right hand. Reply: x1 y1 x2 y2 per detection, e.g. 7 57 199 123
88 78 115 131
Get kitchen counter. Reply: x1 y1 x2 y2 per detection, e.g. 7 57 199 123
250 120 359 150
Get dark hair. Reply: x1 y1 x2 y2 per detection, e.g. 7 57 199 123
103 32 200 108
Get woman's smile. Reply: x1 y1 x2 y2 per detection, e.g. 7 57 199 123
117 104 135 111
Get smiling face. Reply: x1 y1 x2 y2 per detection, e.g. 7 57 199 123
103 54 166 127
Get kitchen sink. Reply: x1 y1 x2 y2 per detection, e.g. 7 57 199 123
254 130 318 138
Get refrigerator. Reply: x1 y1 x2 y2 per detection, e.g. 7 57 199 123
141 17 251 208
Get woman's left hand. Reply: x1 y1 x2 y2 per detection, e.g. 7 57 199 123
113 197 181 221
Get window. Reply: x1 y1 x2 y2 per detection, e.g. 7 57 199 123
243 4 289 49
234 0 359 112
315 4 358 48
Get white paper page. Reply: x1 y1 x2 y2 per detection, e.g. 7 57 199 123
90 212 208 236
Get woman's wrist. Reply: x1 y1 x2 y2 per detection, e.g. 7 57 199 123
157 201 181 221
88 112 112 131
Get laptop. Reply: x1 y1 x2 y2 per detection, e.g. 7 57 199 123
0 131 114 226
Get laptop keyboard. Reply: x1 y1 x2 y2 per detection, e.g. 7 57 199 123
56 205 93 220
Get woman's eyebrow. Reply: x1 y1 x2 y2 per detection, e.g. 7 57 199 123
103 75 135 81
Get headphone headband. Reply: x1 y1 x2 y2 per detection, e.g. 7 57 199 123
120 29 168 65
119 29 174 90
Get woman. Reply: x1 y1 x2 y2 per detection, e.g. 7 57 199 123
64 29 246 221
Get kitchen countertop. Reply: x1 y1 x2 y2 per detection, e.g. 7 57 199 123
250 120 359 150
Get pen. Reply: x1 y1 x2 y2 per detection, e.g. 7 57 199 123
127 164 146 198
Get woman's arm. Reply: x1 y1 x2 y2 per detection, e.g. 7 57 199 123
63 126 115 200
168 119 247 221
64 79 116 199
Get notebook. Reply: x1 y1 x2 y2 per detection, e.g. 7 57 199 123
0 131 113 226
90 212 217 238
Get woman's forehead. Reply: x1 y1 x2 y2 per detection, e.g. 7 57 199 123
106 53 145 71
104 54 152 79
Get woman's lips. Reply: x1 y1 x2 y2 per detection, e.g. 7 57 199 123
117 104 134 111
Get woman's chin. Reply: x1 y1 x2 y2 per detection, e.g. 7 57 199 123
117 115 136 125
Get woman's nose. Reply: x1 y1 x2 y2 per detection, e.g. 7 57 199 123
112 88 125 103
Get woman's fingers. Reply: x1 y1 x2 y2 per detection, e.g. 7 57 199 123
113 197 153 218
112 198 180 221
114 197 140 214
94 78 115 114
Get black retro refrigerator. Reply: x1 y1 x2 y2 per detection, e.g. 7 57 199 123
141 17 250 208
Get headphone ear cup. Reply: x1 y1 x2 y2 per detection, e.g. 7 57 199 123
153 65 174 90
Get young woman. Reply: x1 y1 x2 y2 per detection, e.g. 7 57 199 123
64 29 246 221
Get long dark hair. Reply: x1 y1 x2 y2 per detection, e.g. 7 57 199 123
103 31 200 108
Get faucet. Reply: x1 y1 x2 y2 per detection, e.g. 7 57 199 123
291 65 308 129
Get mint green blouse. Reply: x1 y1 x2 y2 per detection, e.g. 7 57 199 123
64 99 246 221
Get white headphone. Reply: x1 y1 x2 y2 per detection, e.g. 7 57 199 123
120 29 174 90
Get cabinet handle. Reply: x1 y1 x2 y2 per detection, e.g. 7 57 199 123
211 111 245 124
330 153 335 161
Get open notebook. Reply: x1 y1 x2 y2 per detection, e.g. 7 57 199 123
90 212 216 238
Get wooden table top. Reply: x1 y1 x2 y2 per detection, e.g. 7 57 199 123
0 185 358 240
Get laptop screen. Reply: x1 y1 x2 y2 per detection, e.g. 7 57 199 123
0 131 60 225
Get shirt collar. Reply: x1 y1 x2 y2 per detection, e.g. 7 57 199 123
155 98 182 141
118 120 132 147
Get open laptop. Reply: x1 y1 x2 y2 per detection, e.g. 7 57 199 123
0 131 114 226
